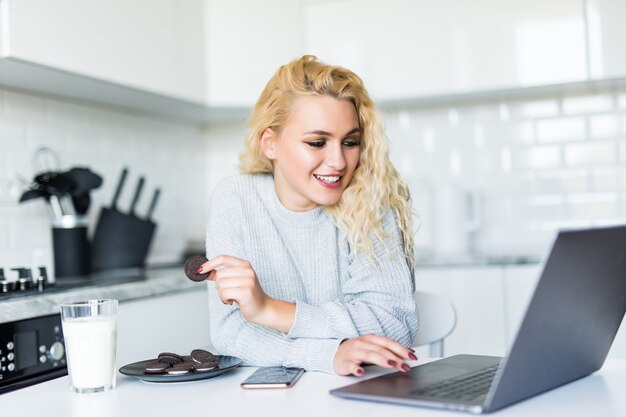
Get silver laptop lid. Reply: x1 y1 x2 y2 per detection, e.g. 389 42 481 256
485 225 626 412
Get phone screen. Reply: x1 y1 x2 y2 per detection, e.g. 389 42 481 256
240 367 305 389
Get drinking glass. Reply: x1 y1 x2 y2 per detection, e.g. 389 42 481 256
60 299 118 393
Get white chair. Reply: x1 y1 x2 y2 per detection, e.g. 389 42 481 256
412 290 457 358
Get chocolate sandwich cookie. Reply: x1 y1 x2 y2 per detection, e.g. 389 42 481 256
181 355 197 365
193 361 218 372
158 353 184 366
158 352 183 361
184 255 209 282
166 363 194 375
144 361 171 374
190 349 215 364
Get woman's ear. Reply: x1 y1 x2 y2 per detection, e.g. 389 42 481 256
260 128 277 160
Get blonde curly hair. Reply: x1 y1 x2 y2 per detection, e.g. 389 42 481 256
239 55 415 270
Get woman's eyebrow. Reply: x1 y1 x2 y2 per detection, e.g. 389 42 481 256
302 127 361 137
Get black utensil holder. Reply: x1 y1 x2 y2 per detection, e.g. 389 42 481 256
52 225 90 278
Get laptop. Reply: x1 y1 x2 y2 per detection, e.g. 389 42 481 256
330 225 626 413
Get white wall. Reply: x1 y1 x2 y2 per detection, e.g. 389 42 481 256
0 88 209 276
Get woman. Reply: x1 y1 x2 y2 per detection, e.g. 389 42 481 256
197 55 419 376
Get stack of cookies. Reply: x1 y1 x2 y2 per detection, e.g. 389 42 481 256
144 349 218 375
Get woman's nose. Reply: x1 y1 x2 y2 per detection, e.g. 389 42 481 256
324 143 346 171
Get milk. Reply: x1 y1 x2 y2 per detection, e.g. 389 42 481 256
62 315 117 392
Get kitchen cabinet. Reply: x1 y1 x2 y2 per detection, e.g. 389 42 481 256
116 289 212 366
501 264 542 347
416 263 626 359
0 0 206 103
202 0 304 107
305 0 587 102
414 266 508 357
586 0 626 79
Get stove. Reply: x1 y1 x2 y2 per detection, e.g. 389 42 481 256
0 266 146 300
0 314 67 394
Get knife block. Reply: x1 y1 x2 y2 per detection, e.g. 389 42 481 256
90 207 156 272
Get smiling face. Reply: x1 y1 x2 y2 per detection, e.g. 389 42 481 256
260 95 361 212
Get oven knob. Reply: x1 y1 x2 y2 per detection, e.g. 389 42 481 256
49 341 65 361
7 352 14 361
6 342 14 350
7 363 15 371
0 280 14 293
17 278 30 291
39 355 47 364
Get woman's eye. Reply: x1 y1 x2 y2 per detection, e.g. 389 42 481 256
306 141 325 148
343 140 360 148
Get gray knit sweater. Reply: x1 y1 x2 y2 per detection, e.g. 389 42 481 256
205 174 419 374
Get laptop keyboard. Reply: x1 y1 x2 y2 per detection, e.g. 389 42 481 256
410 364 499 402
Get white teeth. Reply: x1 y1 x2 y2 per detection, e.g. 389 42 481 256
315 175 341 183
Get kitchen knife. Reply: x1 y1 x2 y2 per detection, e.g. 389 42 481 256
129 177 145 217
146 188 160 220
111 168 128 210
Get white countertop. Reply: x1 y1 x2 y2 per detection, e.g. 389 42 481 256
0 267 198 324
1 358 624 417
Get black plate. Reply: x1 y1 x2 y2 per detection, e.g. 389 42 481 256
119 355 242 383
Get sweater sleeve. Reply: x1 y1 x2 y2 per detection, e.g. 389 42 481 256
286 209 419 346
205 177 342 373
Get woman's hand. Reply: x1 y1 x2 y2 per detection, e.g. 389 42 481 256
198 254 296 332
333 334 417 376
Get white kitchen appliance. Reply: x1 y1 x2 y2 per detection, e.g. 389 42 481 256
431 186 481 256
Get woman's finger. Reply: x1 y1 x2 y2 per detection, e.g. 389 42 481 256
211 266 254 282
214 276 244 294
219 287 240 305
348 362 365 377
202 254 249 272
358 343 407 371
361 334 416 360
352 348 407 372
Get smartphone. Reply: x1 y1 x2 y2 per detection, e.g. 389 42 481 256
240 367 305 389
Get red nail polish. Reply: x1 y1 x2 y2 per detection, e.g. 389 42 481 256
195 267 203 274
408 352 417 361
401 364 411 372
356 368 364 375
387 360 397 367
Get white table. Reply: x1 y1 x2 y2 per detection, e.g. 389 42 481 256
1 359 625 417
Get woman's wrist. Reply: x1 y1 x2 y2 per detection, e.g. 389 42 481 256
252 298 296 333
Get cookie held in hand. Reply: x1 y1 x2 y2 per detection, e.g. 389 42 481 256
184 255 209 282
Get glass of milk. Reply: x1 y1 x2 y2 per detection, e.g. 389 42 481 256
60 299 118 393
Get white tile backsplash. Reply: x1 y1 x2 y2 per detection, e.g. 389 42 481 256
515 99 559 119
536 117 586 143
562 94 613 114
564 141 616 166
589 114 621 139
378 89 626 256
0 88 208 277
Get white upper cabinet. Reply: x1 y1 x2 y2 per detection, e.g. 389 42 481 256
203 0 304 107
304 0 587 102
586 0 626 79
0 0 206 103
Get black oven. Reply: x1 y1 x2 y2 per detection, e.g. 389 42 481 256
0 314 67 394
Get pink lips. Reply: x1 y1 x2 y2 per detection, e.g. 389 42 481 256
314 175 342 189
